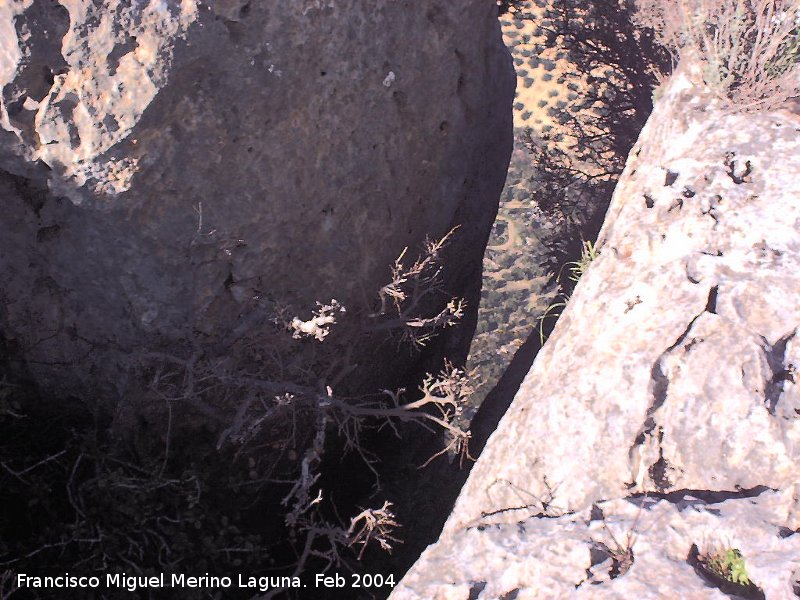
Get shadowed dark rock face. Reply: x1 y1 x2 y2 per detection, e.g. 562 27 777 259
0 1 514 407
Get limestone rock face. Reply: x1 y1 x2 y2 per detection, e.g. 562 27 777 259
0 1 513 400
391 62 800 598
393 490 800 599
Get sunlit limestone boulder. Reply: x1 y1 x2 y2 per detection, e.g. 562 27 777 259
392 61 800 599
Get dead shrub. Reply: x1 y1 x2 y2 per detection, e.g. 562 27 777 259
634 0 800 110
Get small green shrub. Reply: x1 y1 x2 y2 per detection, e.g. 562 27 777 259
565 239 599 283
538 298 568 345
703 547 751 585
537 239 599 344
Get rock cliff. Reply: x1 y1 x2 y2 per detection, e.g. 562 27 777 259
391 62 800 599
0 0 514 405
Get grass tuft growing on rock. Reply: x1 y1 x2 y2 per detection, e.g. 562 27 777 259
702 547 751 585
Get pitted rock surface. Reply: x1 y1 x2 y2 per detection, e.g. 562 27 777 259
391 61 800 599
0 0 514 401
392 490 800 599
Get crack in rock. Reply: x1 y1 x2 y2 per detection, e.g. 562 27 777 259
626 485 774 508
648 427 675 492
628 286 719 483
763 330 798 414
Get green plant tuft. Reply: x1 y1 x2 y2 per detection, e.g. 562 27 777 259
704 547 751 585
565 239 599 283
537 239 600 345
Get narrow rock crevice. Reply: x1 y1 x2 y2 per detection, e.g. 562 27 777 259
648 428 675 492
468 581 487 600
629 288 723 484
630 298 710 452
626 485 774 506
763 330 798 414
630 285 719 446
704 285 718 314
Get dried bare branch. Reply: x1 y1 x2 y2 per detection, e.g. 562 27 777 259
369 227 466 347
347 501 402 559
0 569 17 599
290 299 345 341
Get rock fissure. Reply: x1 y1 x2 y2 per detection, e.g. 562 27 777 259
647 431 674 492
763 330 798 415
625 485 775 507
704 284 719 314
630 290 717 454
